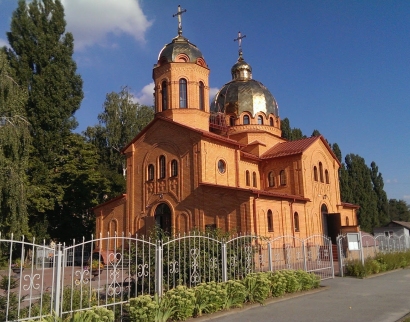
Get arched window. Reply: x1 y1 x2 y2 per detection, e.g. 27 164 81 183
280 170 286 186
161 80 168 111
179 78 187 108
325 169 329 184
159 155 166 179
252 172 257 187
243 115 250 125
346 216 350 226
267 210 273 232
294 212 300 232
257 115 263 125
268 171 275 187
229 116 235 126
245 170 250 186
319 162 324 183
313 166 318 181
269 117 274 126
218 159 226 174
199 81 205 110
148 164 154 181
171 159 178 177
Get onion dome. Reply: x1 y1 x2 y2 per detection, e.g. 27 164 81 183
157 35 205 64
211 55 278 117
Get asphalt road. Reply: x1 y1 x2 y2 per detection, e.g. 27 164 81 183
192 269 410 322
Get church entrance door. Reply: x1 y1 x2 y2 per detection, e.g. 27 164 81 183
154 203 171 234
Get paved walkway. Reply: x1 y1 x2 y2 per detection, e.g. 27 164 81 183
192 269 410 322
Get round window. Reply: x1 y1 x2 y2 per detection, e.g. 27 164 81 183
218 160 226 174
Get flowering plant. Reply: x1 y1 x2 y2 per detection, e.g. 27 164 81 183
91 259 104 270
11 258 25 268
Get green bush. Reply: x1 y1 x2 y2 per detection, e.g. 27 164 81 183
222 280 246 309
193 282 226 317
164 285 195 321
127 295 158 322
345 251 410 278
242 273 270 304
268 271 287 297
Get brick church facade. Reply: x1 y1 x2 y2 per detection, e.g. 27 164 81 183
93 18 359 244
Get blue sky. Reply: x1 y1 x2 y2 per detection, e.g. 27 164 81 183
0 0 409 202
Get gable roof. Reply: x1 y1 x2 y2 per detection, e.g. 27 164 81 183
390 221 410 230
122 116 244 153
261 135 341 166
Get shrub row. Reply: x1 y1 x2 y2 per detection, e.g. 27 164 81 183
126 269 320 322
345 251 410 278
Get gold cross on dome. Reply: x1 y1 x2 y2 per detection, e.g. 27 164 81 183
234 31 246 57
173 5 187 36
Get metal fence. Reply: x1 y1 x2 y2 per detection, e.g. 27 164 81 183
0 232 333 321
337 232 410 276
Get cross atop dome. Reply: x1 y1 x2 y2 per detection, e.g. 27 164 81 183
173 5 187 36
234 31 246 59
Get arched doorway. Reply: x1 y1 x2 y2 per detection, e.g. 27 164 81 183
154 203 171 234
321 204 328 236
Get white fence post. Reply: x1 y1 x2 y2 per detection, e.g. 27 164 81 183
155 241 163 296
222 242 227 282
267 241 273 272
53 243 63 318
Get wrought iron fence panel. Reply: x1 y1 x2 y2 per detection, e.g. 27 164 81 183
304 235 334 280
0 234 55 322
225 235 268 280
270 235 305 272
375 234 407 253
59 233 157 320
162 233 222 291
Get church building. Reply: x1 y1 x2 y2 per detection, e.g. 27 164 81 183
93 9 359 244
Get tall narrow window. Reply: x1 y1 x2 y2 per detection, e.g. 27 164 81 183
252 172 257 187
171 159 178 177
161 80 168 111
346 216 350 226
268 171 275 187
325 170 329 184
159 155 166 179
257 115 263 125
245 170 250 186
267 210 273 232
179 78 187 108
313 166 318 181
199 81 204 110
294 212 300 232
148 164 154 181
243 115 250 125
269 117 274 126
280 170 287 186
229 116 235 126
319 162 324 183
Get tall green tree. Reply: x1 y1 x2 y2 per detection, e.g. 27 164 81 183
0 52 31 238
6 0 83 237
84 86 154 197
370 161 389 226
388 199 410 222
280 117 306 141
344 154 378 232
48 133 110 242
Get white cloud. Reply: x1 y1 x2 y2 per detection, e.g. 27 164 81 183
0 38 9 48
403 195 410 200
61 0 153 51
133 82 154 106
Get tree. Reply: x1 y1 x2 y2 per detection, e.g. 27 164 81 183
344 154 378 232
6 0 83 237
388 199 410 222
280 117 306 141
0 52 31 238
47 133 110 242
84 86 154 197
370 161 389 226
311 129 321 137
